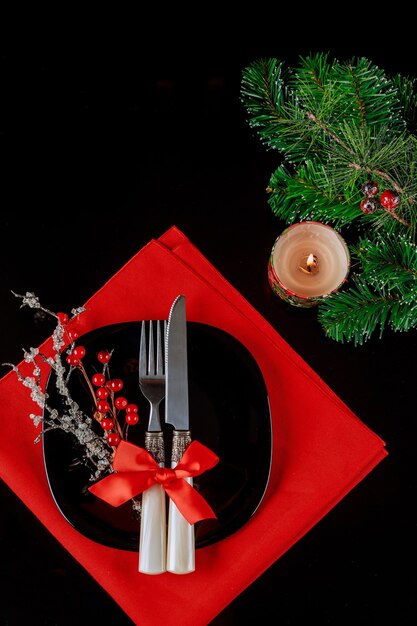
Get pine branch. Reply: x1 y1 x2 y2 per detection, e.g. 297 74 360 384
328 125 417 231
290 54 404 134
267 161 362 227
306 120 413 226
317 276 417 345
290 53 343 126
291 52 333 103
354 233 417 300
319 233 417 344
241 58 312 164
242 55 417 220
330 57 404 132
392 73 417 132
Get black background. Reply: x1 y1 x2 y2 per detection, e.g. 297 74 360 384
1 14 416 626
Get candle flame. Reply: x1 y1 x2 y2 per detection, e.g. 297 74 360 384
299 253 319 275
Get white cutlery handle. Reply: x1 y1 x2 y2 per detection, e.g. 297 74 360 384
139 432 166 574
167 431 195 574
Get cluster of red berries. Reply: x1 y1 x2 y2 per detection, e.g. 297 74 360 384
90 353 139 448
360 181 401 215
59 313 138 448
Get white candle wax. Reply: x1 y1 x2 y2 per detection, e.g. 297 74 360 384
271 222 349 298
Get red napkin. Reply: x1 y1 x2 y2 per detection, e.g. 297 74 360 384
0 226 387 626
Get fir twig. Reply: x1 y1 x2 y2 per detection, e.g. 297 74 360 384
317 277 416 346
354 233 417 299
318 234 417 343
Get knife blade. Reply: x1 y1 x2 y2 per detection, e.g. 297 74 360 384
165 294 195 574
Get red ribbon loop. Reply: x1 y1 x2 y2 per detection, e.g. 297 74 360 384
88 440 219 525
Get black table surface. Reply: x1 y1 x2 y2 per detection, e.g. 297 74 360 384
1 25 416 626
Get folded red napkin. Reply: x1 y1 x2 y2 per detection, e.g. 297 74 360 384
0 226 387 626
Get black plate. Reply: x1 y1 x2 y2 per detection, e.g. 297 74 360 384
43 322 272 550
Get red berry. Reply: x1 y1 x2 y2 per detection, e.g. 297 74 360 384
106 378 123 392
106 432 121 447
92 373 106 386
57 312 69 325
115 396 128 410
97 350 111 363
101 418 115 431
72 346 86 359
67 327 79 341
361 181 379 197
96 387 109 399
97 400 110 414
380 189 400 211
66 354 79 366
126 403 138 413
360 198 378 214
126 413 139 425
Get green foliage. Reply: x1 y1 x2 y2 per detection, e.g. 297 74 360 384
318 277 396 346
328 57 403 131
241 53 415 231
318 234 417 345
354 234 417 301
290 54 404 133
241 52 417 344
240 58 312 164
392 73 417 132
267 161 363 228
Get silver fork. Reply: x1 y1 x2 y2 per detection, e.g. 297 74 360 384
138 319 167 574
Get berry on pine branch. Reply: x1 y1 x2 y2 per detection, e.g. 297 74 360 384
362 181 379 197
360 198 379 214
380 189 401 211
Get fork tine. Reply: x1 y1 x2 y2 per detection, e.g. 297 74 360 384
148 320 155 375
156 320 164 376
139 319 165 430
139 320 146 377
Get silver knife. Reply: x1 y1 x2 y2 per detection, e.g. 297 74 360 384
165 294 195 574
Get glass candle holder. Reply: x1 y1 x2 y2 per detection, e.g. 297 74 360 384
268 221 350 308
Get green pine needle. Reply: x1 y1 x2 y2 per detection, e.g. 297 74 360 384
354 233 417 299
318 234 417 344
318 275 417 345
267 161 362 227
392 73 417 132
329 57 404 132
241 58 313 164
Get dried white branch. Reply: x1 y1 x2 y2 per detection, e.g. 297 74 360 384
4 296 112 479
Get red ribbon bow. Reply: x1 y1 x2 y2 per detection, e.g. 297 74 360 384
89 439 219 525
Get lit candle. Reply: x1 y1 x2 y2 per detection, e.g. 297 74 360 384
299 253 319 275
268 221 350 308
